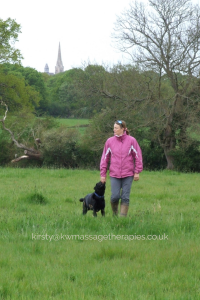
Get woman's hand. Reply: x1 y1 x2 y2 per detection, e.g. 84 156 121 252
101 177 106 183
134 173 139 181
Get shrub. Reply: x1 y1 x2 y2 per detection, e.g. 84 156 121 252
140 140 167 170
170 142 200 172
41 126 80 167
76 144 101 169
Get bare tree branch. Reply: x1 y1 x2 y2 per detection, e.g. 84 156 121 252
0 100 42 162
112 0 200 169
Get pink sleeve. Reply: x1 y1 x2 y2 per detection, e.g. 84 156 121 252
100 140 111 177
133 140 143 173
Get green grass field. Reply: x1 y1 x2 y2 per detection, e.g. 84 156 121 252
56 118 89 127
0 168 200 299
56 118 89 135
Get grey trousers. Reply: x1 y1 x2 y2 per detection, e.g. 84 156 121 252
110 176 134 206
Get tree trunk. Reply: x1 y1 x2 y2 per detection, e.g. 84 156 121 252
164 148 174 170
161 123 176 170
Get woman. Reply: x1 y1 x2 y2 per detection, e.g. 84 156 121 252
100 120 143 217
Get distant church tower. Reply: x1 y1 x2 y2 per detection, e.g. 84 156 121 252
55 42 64 74
44 63 49 73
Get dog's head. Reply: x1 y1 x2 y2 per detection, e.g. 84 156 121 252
94 181 106 196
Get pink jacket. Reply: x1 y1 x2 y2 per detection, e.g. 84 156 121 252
100 132 143 178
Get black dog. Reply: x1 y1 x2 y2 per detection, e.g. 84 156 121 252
79 182 106 217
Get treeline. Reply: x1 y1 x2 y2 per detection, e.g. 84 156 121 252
2 1 200 172
1 62 200 171
0 63 107 118
0 114 199 172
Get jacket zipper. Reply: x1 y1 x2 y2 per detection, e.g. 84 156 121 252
120 136 123 178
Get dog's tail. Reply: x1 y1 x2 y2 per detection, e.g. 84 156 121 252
79 198 84 202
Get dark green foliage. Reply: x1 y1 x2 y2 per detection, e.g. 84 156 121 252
45 66 107 118
18 66 49 113
76 144 101 169
46 68 86 117
33 115 59 131
0 130 14 165
39 122 103 169
170 142 200 172
0 67 40 111
2 64 49 113
134 127 166 170
40 125 100 169
47 100 71 118
140 140 166 170
41 127 80 168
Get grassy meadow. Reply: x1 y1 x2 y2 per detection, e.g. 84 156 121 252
56 118 89 127
56 118 89 135
0 168 200 299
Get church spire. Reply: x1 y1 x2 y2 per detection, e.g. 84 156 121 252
55 42 64 74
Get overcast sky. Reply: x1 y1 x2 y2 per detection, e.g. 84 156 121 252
2 0 200 74
1 0 136 73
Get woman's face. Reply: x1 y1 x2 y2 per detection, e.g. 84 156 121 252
114 123 124 136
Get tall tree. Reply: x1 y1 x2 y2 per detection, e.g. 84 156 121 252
0 72 40 111
2 64 49 112
0 18 23 64
112 0 200 168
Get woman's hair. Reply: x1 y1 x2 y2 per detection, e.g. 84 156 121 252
114 120 130 135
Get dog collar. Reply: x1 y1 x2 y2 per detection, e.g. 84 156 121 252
94 193 104 199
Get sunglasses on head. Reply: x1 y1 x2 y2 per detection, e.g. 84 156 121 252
116 120 122 124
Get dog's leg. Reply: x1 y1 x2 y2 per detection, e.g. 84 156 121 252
93 210 97 217
83 201 87 215
101 209 105 217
